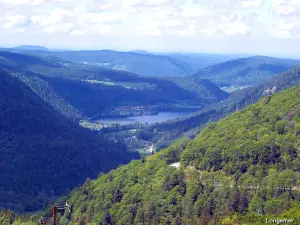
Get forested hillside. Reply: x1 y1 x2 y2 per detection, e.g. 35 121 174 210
163 53 247 72
0 211 34 225
0 51 228 119
145 66 300 150
3 49 191 77
0 69 138 212
5 48 243 77
162 77 230 102
56 86 300 225
192 56 299 88
46 50 192 77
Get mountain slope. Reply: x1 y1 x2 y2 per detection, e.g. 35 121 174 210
0 51 228 119
192 56 299 88
0 69 138 212
145 66 300 148
224 65 300 111
197 79 229 101
0 211 34 225
59 87 300 225
155 76 229 103
9 49 192 77
8 49 244 77
14 45 50 51
163 53 248 72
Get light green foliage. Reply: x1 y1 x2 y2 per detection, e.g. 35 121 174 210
58 87 300 225
182 86 300 174
0 211 35 225
144 65 300 153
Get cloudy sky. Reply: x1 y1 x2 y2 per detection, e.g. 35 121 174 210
1 0 300 55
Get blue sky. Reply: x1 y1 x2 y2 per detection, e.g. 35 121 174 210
0 0 300 56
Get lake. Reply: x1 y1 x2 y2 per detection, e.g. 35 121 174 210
97 111 196 125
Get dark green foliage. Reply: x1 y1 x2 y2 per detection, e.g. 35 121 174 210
0 70 138 212
197 79 229 100
16 72 82 119
144 66 300 150
59 87 300 225
163 77 229 102
0 51 228 120
40 75 200 118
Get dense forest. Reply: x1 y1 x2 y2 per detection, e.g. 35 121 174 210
36 86 300 225
3 47 244 77
37 86 300 225
192 56 299 87
1 49 300 225
162 77 229 102
144 66 300 151
0 69 138 212
0 51 228 119
0 211 34 225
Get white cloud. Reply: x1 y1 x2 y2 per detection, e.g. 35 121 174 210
0 0 299 41
82 13 120 24
275 5 297 15
272 0 300 15
120 0 174 7
180 7 210 17
98 3 113 10
30 15 40 24
0 0 44 6
83 24 112 35
146 29 163 36
273 30 291 39
270 19 297 39
200 28 216 37
163 19 180 27
241 0 263 8
219 21 250 36
2 14 30 29
70 29 85 35
44 22 74 33
143 0 173 6
277 19 294 30
192 0 263 9
39 8 72 26
220 15 236 22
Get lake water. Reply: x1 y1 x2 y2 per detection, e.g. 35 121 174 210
97 111 196 125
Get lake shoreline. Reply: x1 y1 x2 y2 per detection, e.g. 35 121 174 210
95 111 199 125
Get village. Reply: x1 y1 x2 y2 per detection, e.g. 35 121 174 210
110 106 158 117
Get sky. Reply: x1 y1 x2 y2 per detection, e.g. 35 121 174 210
0 0 300 56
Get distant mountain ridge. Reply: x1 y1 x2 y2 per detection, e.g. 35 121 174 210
130 50 150 54
0 51 228 120
5 48 244 77
38 49 193 77
14 45 50 51
192 55 300 87
163 53 249 72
